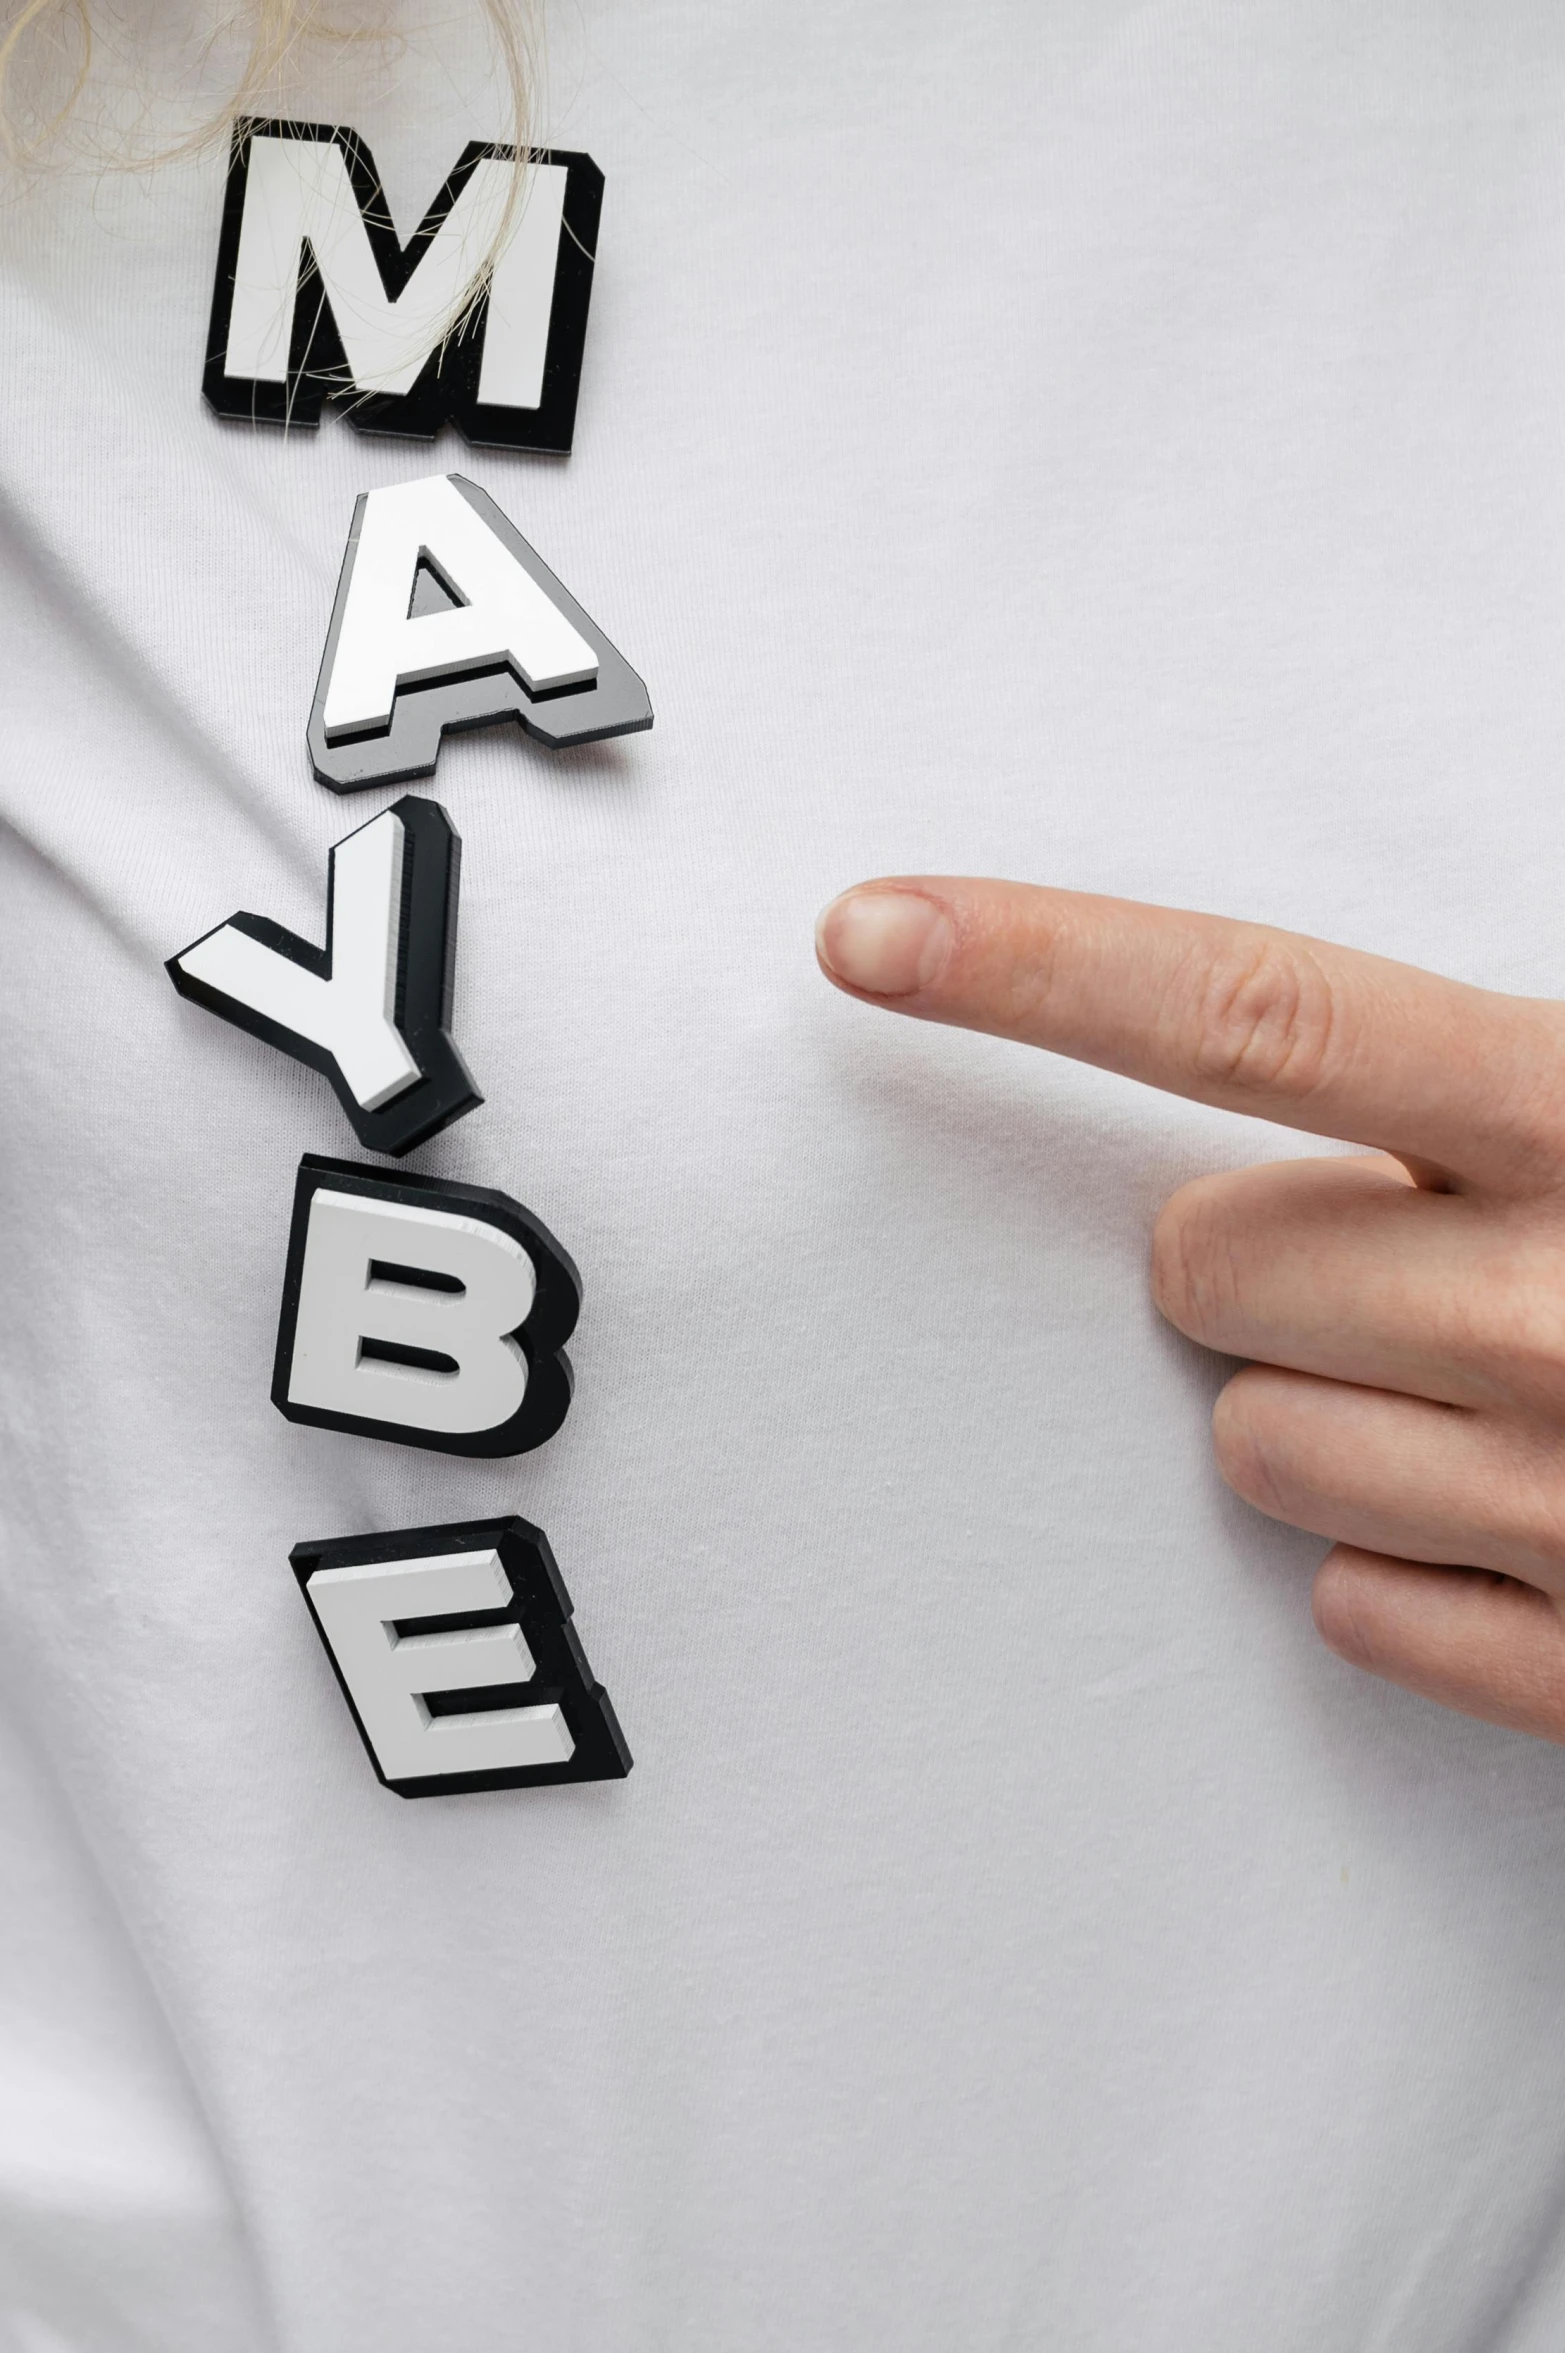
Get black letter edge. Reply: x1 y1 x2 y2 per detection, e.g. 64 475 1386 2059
271 1155 580 1458
164 797 482 1158
203 119 603 454
290 1513 632 1796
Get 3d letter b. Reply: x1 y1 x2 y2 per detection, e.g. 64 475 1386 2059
273 1158 579 1455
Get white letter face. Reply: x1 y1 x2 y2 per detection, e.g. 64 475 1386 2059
273 1159 580 1457
309 475 653 790
324 476 597 733
204 120 600 453
292 1517 632 1796
167 797 480 1157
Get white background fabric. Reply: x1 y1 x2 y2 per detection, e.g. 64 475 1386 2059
4 2 1565 2345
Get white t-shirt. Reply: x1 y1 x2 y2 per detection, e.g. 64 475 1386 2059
5 4 1565 2347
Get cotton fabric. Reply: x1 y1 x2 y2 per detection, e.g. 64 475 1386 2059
4 4 1565 2347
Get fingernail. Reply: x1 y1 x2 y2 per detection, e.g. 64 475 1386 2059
815 888 952 997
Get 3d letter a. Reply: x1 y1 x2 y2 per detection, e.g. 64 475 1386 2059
309 473 652 791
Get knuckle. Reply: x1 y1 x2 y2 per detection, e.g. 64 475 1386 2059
1517 1491 1565 1576
1475 1439 1565 1574
1150 1176 1245 1342
1457 1251 1565 1414
1187 935 1338 1100
1508 1594 1565 1736
1311 1553 1380 1670
1210 1371 1295 1519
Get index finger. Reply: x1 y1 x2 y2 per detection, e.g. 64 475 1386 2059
814 878 1565 1192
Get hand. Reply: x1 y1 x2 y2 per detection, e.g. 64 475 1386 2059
816 876 1565 1744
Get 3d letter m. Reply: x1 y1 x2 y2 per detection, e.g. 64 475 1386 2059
204 118 603 452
